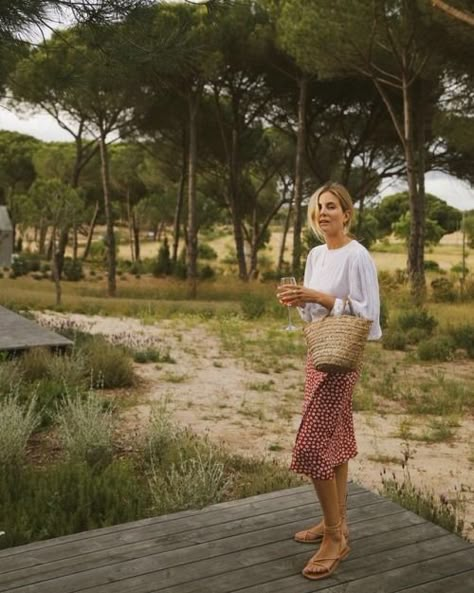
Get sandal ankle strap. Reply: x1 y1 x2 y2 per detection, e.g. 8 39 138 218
323 520 343 534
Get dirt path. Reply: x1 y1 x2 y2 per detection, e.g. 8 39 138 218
37 312 474 541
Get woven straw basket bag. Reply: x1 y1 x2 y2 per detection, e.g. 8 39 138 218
303 299 373 373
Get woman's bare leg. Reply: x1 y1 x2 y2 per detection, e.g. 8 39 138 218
302 476 349 578
294 462 349 542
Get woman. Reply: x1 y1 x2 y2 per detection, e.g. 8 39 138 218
277 182 381 581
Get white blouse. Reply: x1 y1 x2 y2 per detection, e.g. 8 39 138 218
297 240 382 340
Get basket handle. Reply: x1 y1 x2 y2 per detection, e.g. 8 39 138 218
323 296 355 319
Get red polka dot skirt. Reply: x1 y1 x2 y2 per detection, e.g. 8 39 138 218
290 355 359 481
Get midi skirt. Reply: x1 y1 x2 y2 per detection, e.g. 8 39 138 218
290 356 359 481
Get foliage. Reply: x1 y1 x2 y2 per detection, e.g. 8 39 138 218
63 257 84 281
153 237 172 277
56 391 114 467
431 277 457 302
0 393 39 466
397 309 438 334
382 330 407 351
0 460 150 549
9 255 27 278
198 242 218 260
241 293 267 319
373 193 462 240
448 323 474 358
424 260 441 272
417 335 456 361
380 444 464 537
199 264 216 280
83 336 136 389
149 449 231 514
392 212 445 246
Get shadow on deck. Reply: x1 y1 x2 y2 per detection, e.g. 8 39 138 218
0 483 472 593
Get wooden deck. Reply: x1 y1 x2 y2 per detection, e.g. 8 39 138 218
0 483 472 593
0 305 72 352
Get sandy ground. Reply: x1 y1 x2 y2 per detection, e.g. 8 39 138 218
37 311 474 541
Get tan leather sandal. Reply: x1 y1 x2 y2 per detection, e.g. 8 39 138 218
302 521 351 581
294 502 349 543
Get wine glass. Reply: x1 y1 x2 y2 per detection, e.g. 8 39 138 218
279 276 297 331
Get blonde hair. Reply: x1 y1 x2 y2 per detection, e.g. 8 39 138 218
307 181 354 241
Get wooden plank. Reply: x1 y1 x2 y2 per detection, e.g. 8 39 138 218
397 570 474 593
173 534 472 593
0 484 354 559
0 485 316 560
0 306 72 351
0 491 387 588
0 484 370 569
230 521 453 593
1 504 425 593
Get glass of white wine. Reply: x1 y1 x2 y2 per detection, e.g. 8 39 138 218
279 276 297 331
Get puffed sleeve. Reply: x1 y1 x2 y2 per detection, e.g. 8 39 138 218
297 249 326 322
330 249 382 340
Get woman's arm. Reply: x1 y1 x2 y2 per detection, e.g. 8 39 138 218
277 285 336 311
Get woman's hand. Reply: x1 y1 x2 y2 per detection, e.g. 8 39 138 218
276 284 316 307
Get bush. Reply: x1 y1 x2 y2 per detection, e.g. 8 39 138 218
397 308 438 334
382 330 407 351
417 335 456 361
379 297 389 330
199 264 216 280
405 327 431 345
449 324 474 358
381 463 464 536
18 347 53 382
198 242 218 260
10 255 27 278
241 294 266 320
56 391 114 467
63 257 83 281
0 394 39 466
153 238 172 277
88 240 107 262
431 277 457 303
0 460 150 548
172 248 187 279
424 260 441 272
133 348 175 364
451 263 469 275
149 449 231 514
85 338 136 388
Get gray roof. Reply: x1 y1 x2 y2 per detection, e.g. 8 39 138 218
0 306 73 352
0 207 12 232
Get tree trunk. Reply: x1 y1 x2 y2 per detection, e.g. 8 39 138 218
432 0 474 27
99 133 116 297
126 188 135 261
72 225 78 261
82 201 100 260
248 206 259 279
51 229 61 306
38 222 48 256
402 74 425 300
157 221 165 242
229 127 248 280
172 136 187 264
187 91 199 298
132 212 140 261
56 226 70 278
292 76 308 277
278 194 293 275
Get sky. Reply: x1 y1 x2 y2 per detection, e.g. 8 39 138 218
1 103 474 212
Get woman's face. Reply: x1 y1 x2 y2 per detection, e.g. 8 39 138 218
315 191 350 236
